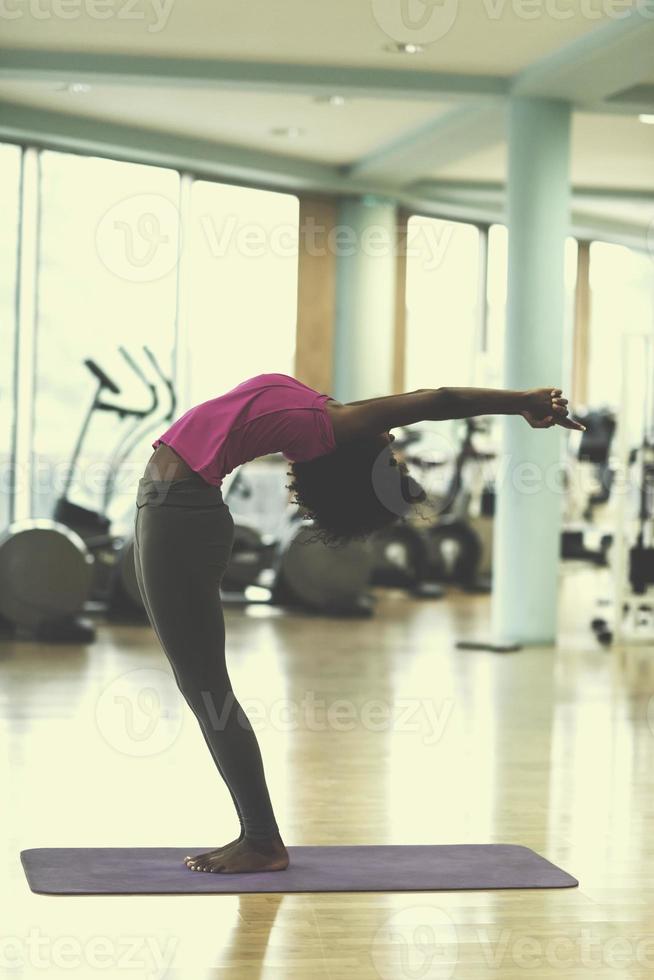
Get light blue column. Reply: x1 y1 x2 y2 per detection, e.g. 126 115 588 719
491 98 572 646
333 196 397 403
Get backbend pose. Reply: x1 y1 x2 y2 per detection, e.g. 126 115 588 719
135 373 583 874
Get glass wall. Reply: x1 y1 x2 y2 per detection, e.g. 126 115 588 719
485 224 579 396
22 153 299 532
2 133 651 532
183 180 298 408
405 216 481 392
587 242 654 414
32 152 180 528
0 144 21 529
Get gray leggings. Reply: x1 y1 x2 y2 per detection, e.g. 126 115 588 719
133 473 279 840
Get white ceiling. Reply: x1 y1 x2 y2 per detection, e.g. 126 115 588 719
433 113 654 188
0 0 633 73
0 81 452 165
0 0 652 239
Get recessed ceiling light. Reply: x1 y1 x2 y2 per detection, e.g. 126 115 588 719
67 82 91 94
315 94 346 107
638 113 654 125
270 126 304 138
384 41 424 55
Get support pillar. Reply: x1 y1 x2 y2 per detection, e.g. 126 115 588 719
332 196 399 403
491 97 572 646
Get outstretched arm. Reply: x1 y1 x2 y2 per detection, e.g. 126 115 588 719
327 386 585 445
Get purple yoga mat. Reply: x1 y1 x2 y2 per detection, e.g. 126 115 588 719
20 844 577 895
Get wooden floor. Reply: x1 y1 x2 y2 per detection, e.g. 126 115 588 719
3 564 654 979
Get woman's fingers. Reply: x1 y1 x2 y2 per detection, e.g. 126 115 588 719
556 416 586 431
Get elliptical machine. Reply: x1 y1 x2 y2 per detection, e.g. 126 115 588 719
53 351 157 604
0 347 175 640
420 418 495 592
369 420 495 594
368 428 445 598
52 346 178 615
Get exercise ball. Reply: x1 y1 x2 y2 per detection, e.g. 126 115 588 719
0 520 94 628
273 519 373 613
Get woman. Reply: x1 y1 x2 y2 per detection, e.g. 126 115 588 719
134 373 583 874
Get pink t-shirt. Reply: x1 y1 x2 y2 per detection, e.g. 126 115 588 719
153 373 337 487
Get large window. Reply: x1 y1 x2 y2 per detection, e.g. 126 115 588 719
2 134 651 532
20 152 298 530
32 152 180 528
0 144 21 529
405 216 481 392
486 224 579 395
183 181 299 408
587 242 654 412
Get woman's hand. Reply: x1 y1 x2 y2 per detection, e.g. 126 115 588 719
521 388 586 431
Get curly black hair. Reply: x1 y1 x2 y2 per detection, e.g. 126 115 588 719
287 434 426 546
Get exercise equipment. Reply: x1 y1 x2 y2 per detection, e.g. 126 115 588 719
366 428 443 598
271 513 374 616
376 421 493 594
420 419 495 592
0 520 93 636
369 523 429 590
221 465 277 594
0 347 175 639
54 349 158 607
590 333 654 646
220 458 375 616
561 406 615 565
20 843 578 895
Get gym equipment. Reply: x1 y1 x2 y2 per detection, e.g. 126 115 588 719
370 523 428 589
590 333 654 646
382 420 493 593
21 843 577 895
106 348 177 617
54 349 158 606
561 407 615 565
56 346 175 617
369 523 445 598
221 465 278 594
0 347 175 639
420 419 495 592
271 513 375 616
367 428 444 598
0 520 93 637
219 458 376 617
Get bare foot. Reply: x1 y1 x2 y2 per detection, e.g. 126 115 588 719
183 835 243 869
184 836 289 874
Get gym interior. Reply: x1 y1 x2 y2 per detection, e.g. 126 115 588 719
1 5 654 978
